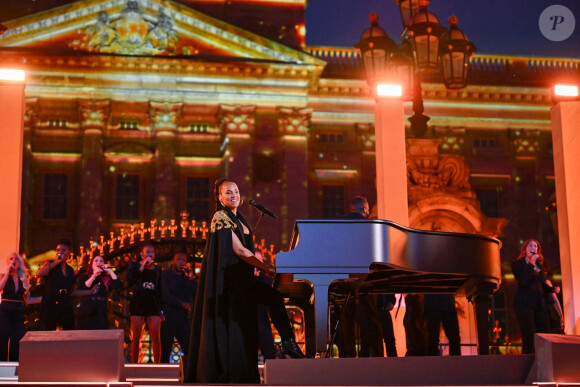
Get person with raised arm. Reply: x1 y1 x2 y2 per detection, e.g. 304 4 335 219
127 243 163 363
511 239 558 354
75 255 122 330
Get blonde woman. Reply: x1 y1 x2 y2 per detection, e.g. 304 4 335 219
0 253 39 361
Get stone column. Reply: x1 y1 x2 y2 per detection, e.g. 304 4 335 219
374 98 408 226
278 107 310 247
551 101 580 335
77 99 109 246
355 123 378 207
20 98 39 254
218 104 256 210
150 102 181 221
0 73 25 266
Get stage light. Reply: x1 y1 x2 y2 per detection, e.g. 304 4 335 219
554 84 579 98
377 83 402 97
0 69 25 82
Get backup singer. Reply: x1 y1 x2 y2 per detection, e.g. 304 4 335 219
36 239 76 330
512 239 559 354
160 252 197 363
76 255 121 330
186 178 304 384
127 244 163 363
0 253 39 361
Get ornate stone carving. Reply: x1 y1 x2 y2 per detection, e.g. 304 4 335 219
406 138 508 238
24 98 39 128
355 123 375 152
510 129 540 157
78 99 110 129
218 105 256 134
434 127 465 153
70 1 192 56
150 101 182 133
406 139 471 192
278 107 311 136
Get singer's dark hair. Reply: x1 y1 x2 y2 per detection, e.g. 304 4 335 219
139 242 154 255
57 238 72 250
350 196 369 215
214 178 230 211
85 255 111 289
517 239 547 272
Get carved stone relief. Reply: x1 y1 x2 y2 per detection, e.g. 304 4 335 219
407 138 508 237
278 107 311 136
218 105 256 135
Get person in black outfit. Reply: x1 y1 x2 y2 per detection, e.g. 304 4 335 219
186 178 304 384
127 243 163 363
0 253 39 361
423 293 461 355
339 196 384 357
76 255 122 330
160 252 197 363
376 293 398 357
256 265 279 361
36 239 77 331
511 239 558 354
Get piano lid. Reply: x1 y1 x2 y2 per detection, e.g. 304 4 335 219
276 219 501 285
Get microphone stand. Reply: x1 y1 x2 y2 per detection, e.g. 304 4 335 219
253 212 265 232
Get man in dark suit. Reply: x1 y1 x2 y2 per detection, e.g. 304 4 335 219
424 294 461 355
338 196 384 357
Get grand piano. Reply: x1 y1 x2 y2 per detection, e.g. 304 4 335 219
275 219 502 356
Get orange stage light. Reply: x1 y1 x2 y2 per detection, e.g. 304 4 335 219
554 84 579 98
0 69 25 82
377 83 402 97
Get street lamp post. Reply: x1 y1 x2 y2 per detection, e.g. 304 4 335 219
355 0 480 353
355 0 475 224
355 13 408 226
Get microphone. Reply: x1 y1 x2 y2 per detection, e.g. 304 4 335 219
249 200 277 219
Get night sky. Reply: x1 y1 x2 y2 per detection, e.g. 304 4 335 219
305 0 580 58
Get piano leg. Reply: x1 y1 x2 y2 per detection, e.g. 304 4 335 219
472 291 492 355
299 274 349 356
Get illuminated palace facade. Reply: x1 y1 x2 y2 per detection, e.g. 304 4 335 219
1 0 579 345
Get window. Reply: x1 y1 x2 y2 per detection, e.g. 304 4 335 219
48 119 67 128
322 185 345 219
115 174 140 221
119 121 139 130
473 137 496 148
189 123 209 133
318 133 344 144
42 173 68 220
186 177 210 222
475 188 500 218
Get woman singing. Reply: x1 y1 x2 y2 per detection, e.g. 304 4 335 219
127 243 163 363
186 178 304 384
76 255 122 330
511 239 559 354
0 253 39 361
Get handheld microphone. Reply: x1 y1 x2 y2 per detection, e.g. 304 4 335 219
249 200 277 219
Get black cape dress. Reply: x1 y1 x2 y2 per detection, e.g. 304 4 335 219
185 208 259 383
